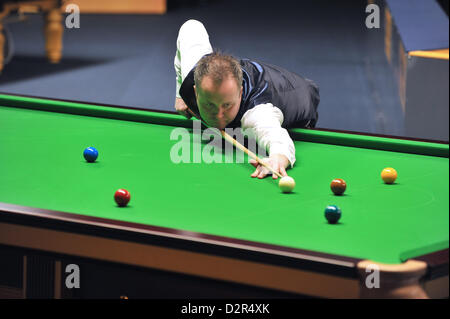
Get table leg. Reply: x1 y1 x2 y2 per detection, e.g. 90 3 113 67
44 8 63 63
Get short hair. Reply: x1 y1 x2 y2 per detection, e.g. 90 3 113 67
194 51 243 90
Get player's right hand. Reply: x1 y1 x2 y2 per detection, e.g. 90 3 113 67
175 98 192 119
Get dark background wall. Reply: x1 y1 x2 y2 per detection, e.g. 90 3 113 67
1 0 436 136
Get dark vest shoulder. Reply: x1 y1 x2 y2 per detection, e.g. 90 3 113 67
179 57 320 129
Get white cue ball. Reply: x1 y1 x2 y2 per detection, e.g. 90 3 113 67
279 176 295 193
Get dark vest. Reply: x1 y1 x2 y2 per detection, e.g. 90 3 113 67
179 57 320 128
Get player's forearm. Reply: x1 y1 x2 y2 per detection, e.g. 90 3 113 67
174 53 183 99
252 126 296 167
175 20 213 89
241 103 296 167
267 134 296 167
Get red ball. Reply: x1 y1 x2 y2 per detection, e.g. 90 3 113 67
330 178 346 195
114 189 130 207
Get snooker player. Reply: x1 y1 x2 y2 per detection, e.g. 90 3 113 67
174 20 320 179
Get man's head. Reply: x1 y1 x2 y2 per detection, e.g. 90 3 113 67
194 52 243 129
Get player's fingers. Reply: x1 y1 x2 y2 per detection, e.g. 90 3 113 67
272 162 280 179
280 165 288 177
249 159 259 168
258 166 269 179
251 165 261 178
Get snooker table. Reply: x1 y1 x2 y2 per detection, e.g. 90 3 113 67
0 93 448 299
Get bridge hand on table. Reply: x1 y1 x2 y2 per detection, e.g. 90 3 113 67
250 154 290 179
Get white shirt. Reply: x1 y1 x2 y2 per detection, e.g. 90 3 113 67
174 19 296 167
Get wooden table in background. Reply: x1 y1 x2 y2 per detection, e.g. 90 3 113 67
0 0 63 72
64 0 166 14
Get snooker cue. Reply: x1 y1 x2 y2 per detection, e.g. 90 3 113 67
184 107 284 179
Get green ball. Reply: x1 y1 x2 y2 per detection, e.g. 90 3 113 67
325 205 341 224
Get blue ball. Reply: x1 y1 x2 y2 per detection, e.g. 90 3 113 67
83 147 98 162
325 205 341 224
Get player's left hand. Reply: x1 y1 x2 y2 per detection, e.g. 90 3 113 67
250 154 290 179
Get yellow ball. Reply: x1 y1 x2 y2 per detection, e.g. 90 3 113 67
381 167 397 184
279 176 295 193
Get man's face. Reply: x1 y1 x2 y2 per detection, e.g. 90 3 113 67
195 75 242 129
